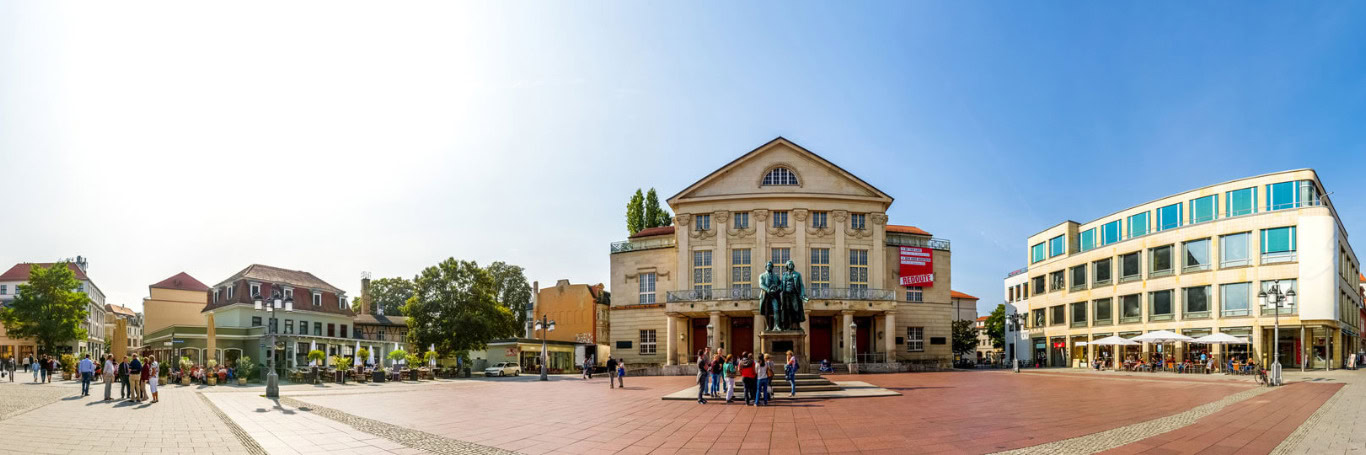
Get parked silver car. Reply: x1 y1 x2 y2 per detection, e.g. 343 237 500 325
484 362 520 377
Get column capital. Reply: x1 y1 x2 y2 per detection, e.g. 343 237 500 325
708 310 721 316
841 310 856 316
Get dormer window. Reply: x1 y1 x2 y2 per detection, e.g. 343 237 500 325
249 283 261 298
283 287 294 301
226 285 234 300
762 167 799 186
312 292 322 306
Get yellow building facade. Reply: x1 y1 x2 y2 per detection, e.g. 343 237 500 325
608 137 955 368
1009 170 1362 370
534 280 608 345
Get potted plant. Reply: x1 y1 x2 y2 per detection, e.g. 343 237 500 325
307 350 326 384
423 351 439 377
60 354 76 381
237 356 255 385
356 347 370 369
406 353 420 381
206 359 218 386
332 356 352 384
180 357 193 386
387 349 407 381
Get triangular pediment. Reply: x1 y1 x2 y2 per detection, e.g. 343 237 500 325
668 137 893 207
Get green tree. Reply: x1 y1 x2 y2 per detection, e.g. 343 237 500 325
985 304 1005 351
366 277 415 316
0 263 90 354
626 189 645 235
402 258 519 360
951 319 979 363
644 188 672 228
486 262 532 332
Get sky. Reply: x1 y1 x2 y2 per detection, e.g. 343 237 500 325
2 2 1364 317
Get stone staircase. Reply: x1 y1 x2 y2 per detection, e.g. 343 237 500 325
731 373 841 393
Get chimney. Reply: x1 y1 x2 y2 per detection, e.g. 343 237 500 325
360 272 372 316
75 256 88 272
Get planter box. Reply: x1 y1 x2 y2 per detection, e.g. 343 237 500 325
238 378 247 386
208 377 217 386
372 371 386 383
408 369 418 381
182 377 191 386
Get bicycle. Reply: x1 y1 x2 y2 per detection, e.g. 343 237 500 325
1253 366 1269 386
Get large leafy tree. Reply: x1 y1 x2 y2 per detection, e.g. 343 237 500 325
643 188 672 228
365 277 415 316
0 263 90 354
951 319 979 362
625 187 673 236
402 259 519 357
626 189 645 235
486 261 533 331
985 304 1005 351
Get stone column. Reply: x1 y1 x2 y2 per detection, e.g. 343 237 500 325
752 311 763 355
835 310 846 360
675 214 692 294
714 211 730 290
754 210 770 265
870 213 888 290
833 211 849 288
884 310 896 362
709 311 721 352
793 209 809 281
665 313 677 366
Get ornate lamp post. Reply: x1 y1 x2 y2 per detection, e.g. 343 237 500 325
849 321 858 369
1258 281 1295 386
534 314 556 381
1005 311 1025 373
706 323 715 351
254 290 293 398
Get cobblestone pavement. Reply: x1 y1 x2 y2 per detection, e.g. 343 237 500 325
1272 371 1366 454
0 382 70 420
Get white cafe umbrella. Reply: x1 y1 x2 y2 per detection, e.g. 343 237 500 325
429 344 437 368
1090 335 1140 346
368 345 375 367
309 340 317 366
1131 330 1194 343
1191 333 1249 344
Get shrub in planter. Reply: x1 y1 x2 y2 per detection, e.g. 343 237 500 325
307 350 326 384
180 357 193 386
60 354 77 380
406 353 420 380
332 356 352 384
206 359 218 386
237 356 257 386
372 368 386 383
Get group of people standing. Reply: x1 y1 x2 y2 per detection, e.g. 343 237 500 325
17 355 60 383
90 353 159 403
695 347 798 405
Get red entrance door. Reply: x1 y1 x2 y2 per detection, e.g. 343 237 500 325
691 318 708 359
731 318 753 356
809 317 833 363
855 317 872 359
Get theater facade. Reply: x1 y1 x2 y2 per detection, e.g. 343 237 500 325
608 137 954 368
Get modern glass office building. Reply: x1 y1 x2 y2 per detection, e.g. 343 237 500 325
1005 170 1362 370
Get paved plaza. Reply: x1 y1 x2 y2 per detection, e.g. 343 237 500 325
0 369 1362 454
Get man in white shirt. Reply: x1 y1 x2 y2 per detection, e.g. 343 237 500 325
102 355 117 401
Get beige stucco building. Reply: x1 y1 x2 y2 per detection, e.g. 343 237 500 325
608 137 955 368
1009 169 1362 370
534 280 608 346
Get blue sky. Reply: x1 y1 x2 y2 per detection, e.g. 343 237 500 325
2 2 1364 315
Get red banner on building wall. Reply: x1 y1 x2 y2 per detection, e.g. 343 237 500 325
898 246 934 287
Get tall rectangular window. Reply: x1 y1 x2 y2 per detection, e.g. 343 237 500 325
1261 227 1297 263
851 213 866 230
1094 258 1112 284
692 251 713 293
1221 232 1251 267
639 272 657 304
285 320 294 334
906 327 924 352
1226 187 1257 217
1049 235 1065 257
298 320 308 335
1079 228 1096 252
848 249 869 291
770 247 791 265
1032 276 1045 295
1093 298 1113 326
314 322 321 335
1156 203 1182 232
1183 286 1210 319
905 286 923 302
1260 280 1297 315
811 211 828 229
1120 252 1141 281
639 330 657 355
1070 265 1087 290
1049 271 1065 292
1031 243 1046 263
1128 212 1149 238
1266 182 1299 211
1070 302 1087 327
731 249 752 292
1183 239 1210 272
1190 195 1217 224
252 316 262 327
1050 305 1065 325
1120 294 1141 323
733 212 749 229
1149 290 1173 321
695 214 711 231
1032 309 1045 327
1150 245 1173 276
1220 282 1251 317
772 211 789 228
809 248 830 291
1101 220 1122 245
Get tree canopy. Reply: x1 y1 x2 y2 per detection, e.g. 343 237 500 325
486 261 533 332
625 187 672 235
365 277 415 316
0 263 90 354
985 304 1005 351
402 258 520 358
626 189 645 236
950 319 979 361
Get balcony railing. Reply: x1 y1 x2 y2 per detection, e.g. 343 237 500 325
666 287 894 302
609 237 677 254
886 235 951 251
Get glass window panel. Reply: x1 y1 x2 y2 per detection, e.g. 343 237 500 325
1184 239 1210 271
1156 203 1182 231
1031 243 1046 263
1221 233 1250 267
1071 265 1086 288
1101 220 1122 245
1071 302 1087 324
1094 258 1112 283
1190 195 1217 223
1262 227 1296 253
1049 235 1065 257
1121 295 1142 319
1220 282 1250 316
1094 298 1112 324
1226 187 1257 217
1184 286 1209 314
1079 229 1096 252
1150 290 1173 317
1267 182 1298 211
1151 245 1173 273
1121 252 1141 279
1128 212 1149 238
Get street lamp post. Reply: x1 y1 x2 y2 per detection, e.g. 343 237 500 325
1258 281 1295 386
706 323 715 352
534 314 556 381
849 321 858 372
254 290 293 398
1006 311 1024 373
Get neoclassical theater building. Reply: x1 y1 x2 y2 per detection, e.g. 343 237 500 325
608 137 955 368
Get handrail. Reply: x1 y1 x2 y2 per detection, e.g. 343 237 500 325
666 287 895 302
886 235 951 251
610 237 677 254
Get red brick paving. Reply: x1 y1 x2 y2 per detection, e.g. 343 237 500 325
295 370 1267 454
1099 382 1343 455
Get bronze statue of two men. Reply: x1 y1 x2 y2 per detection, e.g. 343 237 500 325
758 260 808 332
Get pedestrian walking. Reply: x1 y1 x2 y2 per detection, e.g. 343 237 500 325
582 356 593 380
723 354 737 404
47 356 58 383
740 353 756 406
606 356 618 389
615 359 625 388
709 353 723 397
785 351 799 397
102 355 116 400
78 354 94 396
127 354 143 403
147 355 160 404
31 356 40 382
695 349 709 404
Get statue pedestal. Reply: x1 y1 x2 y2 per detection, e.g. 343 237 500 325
759 330 807 364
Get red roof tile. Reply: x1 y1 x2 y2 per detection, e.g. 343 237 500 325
976 315 990 321
951 290 979 300
887 225 931 236
0 263 90 282
630 226 675 238
150 272 210 292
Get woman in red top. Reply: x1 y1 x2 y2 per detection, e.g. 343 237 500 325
739 352 757 406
